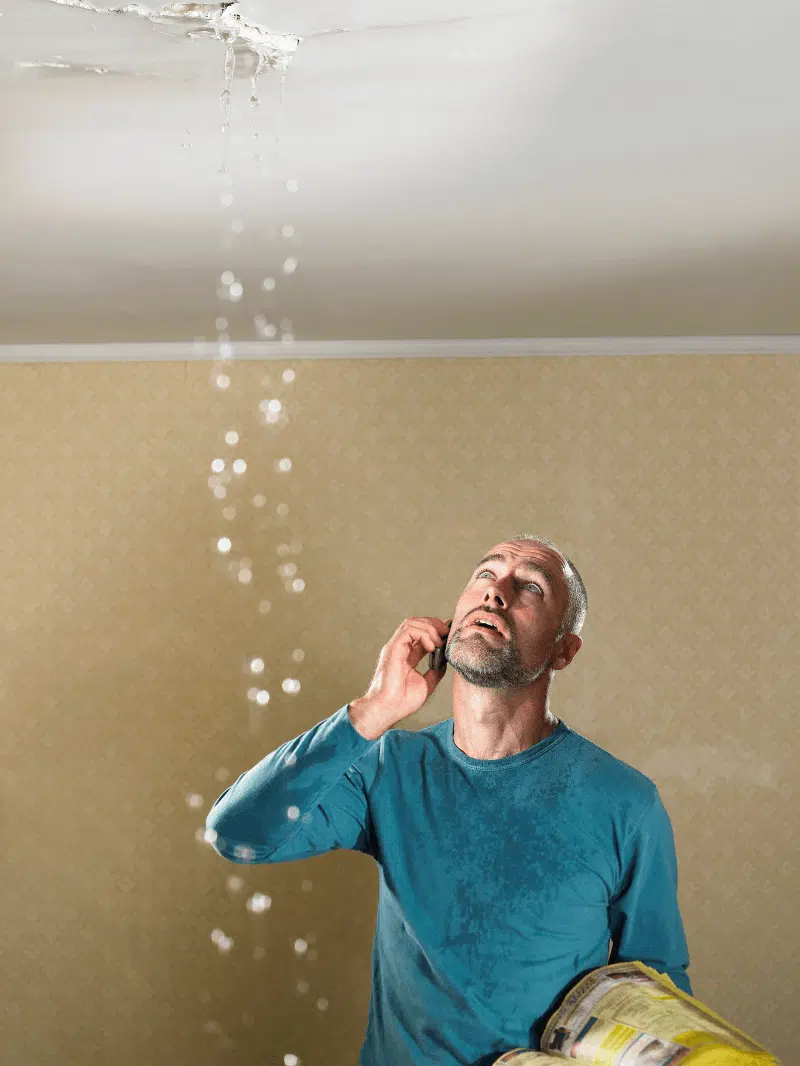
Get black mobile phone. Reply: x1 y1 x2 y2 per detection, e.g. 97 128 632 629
429 621 451 673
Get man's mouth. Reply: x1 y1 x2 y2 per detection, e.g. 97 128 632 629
468 619 506 639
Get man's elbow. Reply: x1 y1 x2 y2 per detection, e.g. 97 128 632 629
204 810 256 864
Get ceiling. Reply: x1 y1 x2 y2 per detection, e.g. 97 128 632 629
2 0 799 345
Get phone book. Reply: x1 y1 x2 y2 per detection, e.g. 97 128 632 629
491 962 780 1066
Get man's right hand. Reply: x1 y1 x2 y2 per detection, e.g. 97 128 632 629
349 616 452 740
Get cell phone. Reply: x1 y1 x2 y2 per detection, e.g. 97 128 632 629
429 621 451 673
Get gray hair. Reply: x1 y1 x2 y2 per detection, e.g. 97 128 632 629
506 533 587 642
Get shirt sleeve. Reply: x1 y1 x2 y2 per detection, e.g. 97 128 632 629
204 705 380 864
608 789 693 996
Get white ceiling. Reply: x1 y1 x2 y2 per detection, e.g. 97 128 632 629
2 0 799 344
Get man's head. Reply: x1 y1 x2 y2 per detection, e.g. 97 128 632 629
444 534 586 690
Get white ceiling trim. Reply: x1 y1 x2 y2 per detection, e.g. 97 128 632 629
1 337 799 363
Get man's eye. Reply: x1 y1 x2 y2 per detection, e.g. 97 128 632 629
475 570 542 594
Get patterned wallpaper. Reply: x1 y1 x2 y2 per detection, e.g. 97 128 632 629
0 353 795 1066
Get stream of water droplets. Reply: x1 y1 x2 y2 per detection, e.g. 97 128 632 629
201 27 317 1059
41 3 316 1049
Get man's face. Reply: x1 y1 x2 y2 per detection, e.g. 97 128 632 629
444 541 576 689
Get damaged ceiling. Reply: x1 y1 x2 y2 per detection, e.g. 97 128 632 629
1 0 799 345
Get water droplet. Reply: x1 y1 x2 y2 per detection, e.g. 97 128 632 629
254 315 277 339
217 537 232 553
215 316 229 331
281 224 295 238
285 179 299 192
261 276 276 291
224 430 238 445
250 658 265 674
220 271 234 285
232 458 247 474
229 281 243 299
283 368 296 383
282 257 297 275
186 792 204 808
247 892 271 913
211 928 234 952
220 192 234 207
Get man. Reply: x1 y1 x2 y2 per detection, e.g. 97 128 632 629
206 534 692 1066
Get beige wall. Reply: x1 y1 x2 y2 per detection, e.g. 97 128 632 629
1 353 795 1066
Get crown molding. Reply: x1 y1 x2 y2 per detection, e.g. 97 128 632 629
1 336 799 362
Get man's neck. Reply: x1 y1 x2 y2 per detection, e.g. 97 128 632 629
453 712 559 760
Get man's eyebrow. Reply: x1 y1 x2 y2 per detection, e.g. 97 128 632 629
472 553 557 591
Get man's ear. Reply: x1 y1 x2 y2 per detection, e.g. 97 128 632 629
555 635 582 670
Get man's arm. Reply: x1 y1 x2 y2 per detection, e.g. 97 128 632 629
608 790 693 996
205 705 379 864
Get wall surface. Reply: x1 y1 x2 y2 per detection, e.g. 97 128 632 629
1 353 796 1066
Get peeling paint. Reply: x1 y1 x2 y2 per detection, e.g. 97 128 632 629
43 0 301 71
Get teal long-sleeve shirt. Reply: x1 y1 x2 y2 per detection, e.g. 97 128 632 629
206 706 692 1065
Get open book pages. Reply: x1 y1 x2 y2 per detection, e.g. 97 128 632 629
492 962 780 1066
